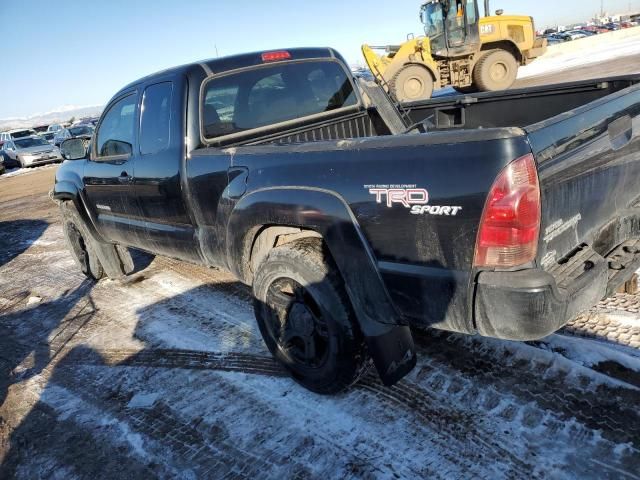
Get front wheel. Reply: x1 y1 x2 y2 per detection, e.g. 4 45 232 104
390 65 435 102
253 238 369 394
473 49 519 92
60 202 104 281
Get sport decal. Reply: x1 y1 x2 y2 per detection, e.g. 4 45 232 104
364 185 463 216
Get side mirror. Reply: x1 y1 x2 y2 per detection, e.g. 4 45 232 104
61 138 89 160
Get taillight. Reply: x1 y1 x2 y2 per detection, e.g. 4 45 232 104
261 51 291 62
473 153 541 268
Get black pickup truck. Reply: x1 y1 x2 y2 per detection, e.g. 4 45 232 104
54 47 640 393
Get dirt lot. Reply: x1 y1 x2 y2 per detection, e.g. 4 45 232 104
2 56 640 478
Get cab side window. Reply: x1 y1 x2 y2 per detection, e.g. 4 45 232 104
95 94 137 158
466 0 477 25
140 82 173 155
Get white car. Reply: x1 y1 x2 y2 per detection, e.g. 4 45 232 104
47 124 64 133
1 135 63 168
0 128 37 142
564 31 589 40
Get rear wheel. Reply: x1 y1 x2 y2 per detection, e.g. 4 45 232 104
253 238 369 394
390 65 434 102
473 49 519 92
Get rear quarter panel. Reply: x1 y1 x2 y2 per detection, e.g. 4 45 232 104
220 131 531 334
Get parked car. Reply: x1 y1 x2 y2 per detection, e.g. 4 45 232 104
583 25 610 33
55 48 640 393
0 128 38 142
0 141 18 168
53 125 94 147
39 131 56 144
553 31 588 41
566 29 597 37
352 67 374 81
604 22 621 31
47 124 64 133
544 34 565 45
2 135 62 168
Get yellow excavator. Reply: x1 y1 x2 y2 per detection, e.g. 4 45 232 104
362 0 547 101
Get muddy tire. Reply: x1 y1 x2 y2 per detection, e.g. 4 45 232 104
253 238 369 394
473 49 518 92
390 65 434 102
60 202 135 280
60 202 104 281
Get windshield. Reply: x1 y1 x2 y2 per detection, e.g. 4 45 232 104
69 126 93 136
14 137 49 149
421 3 445 38
11 130 35 139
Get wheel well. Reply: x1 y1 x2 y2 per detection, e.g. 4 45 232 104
242 226 323 284
479 41 522 64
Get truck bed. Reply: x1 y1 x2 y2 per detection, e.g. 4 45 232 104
405 75 640 131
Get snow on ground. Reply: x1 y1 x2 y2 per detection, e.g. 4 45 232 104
1 219 640 478
519 28 640 79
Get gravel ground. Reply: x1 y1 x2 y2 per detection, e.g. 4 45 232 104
2 53 640 478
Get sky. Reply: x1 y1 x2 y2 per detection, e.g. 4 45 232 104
1 0 639 119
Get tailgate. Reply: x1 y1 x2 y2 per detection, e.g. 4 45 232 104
527 82 640 285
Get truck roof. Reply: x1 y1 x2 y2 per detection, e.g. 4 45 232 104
116 47 344 95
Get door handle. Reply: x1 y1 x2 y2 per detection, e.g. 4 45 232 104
608 114 632 150
118 171 132 183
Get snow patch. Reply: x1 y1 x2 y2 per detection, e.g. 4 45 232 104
127 392 160 409
40 384 151 460
542 334 640 373
519 29 640 79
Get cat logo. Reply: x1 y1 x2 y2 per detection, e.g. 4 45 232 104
480 24 495 35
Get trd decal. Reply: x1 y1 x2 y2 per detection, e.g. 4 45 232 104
365 185 462 216
368 187 429 207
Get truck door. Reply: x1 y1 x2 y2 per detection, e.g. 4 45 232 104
84 91 143 246
131 80 200 262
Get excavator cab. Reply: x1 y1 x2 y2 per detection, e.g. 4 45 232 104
420 0 481 58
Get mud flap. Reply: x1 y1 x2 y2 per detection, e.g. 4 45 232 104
365 324 417 386
61 200 134 280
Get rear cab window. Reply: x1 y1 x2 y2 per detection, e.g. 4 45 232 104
140 82 173 155
201 60 359 142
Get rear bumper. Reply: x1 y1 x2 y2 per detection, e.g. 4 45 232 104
474 241 640 340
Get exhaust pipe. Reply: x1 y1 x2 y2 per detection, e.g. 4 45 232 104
484 0 490 17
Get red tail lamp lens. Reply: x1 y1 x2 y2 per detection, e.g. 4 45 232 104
474 153 541 268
